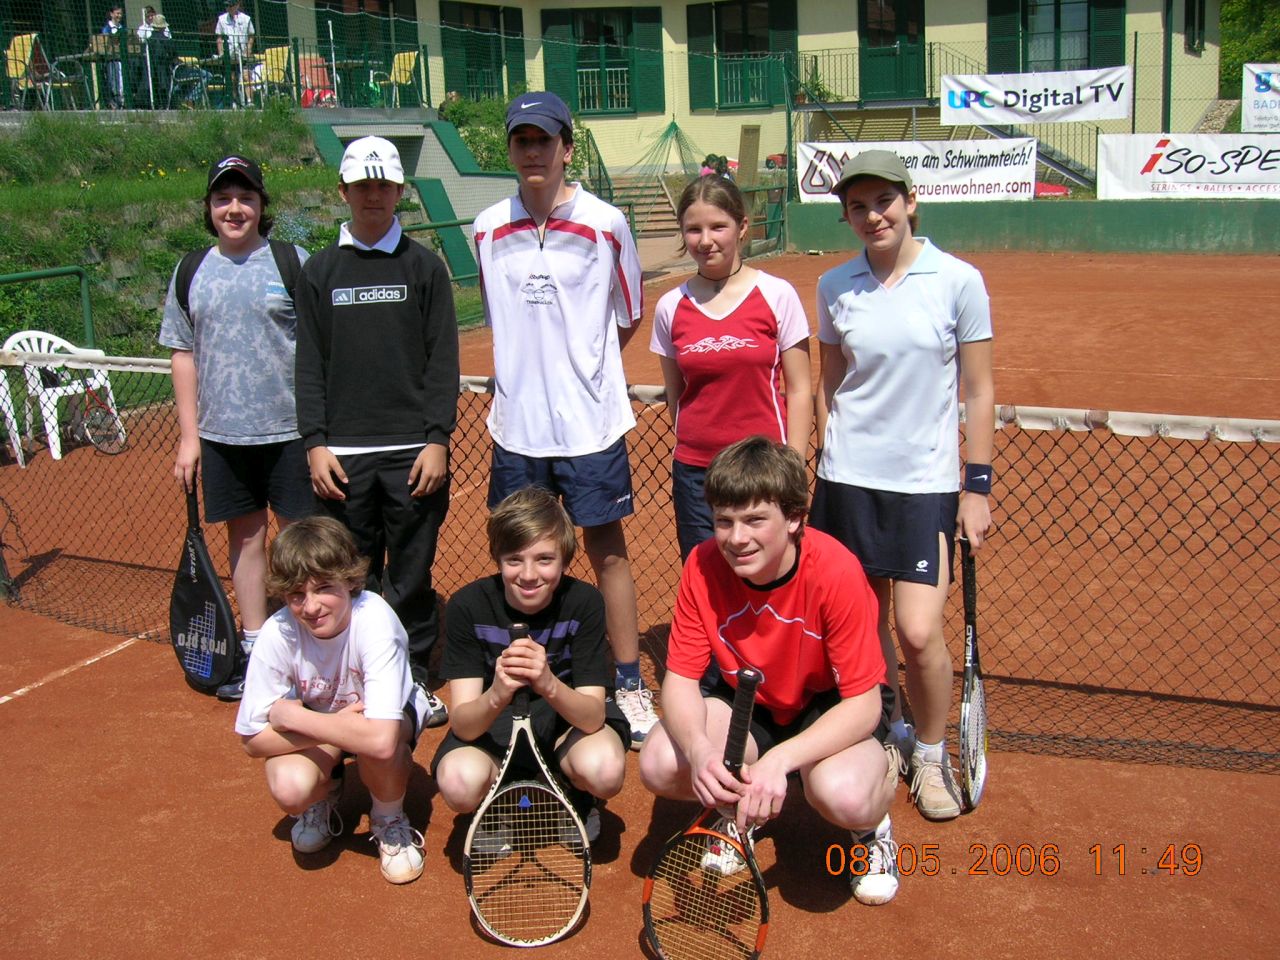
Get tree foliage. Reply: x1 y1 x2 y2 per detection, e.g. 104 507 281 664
1220 0 1280 94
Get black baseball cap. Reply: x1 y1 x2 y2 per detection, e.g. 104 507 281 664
505 91 573 137
206 155 265 195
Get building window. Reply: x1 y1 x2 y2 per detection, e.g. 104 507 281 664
575 10 631 111
440 2 525 101
987 0 1124 74
541 8 664 115
686 0 796 111
1184 0 1206 54
1026 0 1089 71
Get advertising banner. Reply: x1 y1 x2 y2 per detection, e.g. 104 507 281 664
796 140 1036 203
1242 64 1280 133
1098 133 1280 199
941 65 1132 125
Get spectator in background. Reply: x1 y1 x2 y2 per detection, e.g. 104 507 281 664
134 8 173 108
216 0 256 105
101 5 125 109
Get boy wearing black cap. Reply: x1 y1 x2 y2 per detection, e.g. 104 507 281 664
294 136 458 730
472 92 658 748
159 156 313 700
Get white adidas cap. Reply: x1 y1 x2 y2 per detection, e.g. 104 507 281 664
338 135 405 184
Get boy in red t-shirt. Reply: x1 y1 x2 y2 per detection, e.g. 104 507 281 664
638 436 902 905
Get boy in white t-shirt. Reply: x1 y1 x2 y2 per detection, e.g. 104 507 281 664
234 516 431 884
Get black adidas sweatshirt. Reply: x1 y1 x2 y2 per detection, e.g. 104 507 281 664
295 235 459 450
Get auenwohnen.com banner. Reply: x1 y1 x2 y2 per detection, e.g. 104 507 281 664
797 140 1036 203
942 65 1132 125
1242 64 1280 133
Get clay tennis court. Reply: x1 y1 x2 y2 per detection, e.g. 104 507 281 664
1 251 1276 959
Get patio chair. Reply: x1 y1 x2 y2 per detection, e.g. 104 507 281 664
372 49 418 108
247 45 293 104
2 330 115 461
5 33 50 110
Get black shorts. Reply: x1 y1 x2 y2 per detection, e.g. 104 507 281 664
706 679 893 753
430 695 631 775
810 479 958 586
199 438 315 524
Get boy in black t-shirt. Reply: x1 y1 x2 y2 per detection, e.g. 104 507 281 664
294 136 459 728
433 487 630 843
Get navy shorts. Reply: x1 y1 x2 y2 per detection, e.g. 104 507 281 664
671 459 713 561
199 438 315 524
488 437 634 527
706 679 892 753
810 479 958 586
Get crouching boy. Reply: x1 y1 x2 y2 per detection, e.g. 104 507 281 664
433 487 630 844
637 436 902 904
234 516 429 884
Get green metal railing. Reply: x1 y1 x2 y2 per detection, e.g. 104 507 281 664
0 267 95 346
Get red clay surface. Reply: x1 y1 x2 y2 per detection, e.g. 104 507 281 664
2 250 1278 960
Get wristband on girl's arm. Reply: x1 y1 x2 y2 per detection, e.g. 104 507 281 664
964 463 993 494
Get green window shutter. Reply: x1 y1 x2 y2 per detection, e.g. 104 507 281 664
541 8 578 110
987 0 1021 73
687 3 714 111
439 1 467 97
1089 0 1125 68
767 0 798 106
503 6 526 94
632 7 665 114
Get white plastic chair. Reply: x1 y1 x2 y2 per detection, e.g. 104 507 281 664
1 365 24 467
2 330 112 461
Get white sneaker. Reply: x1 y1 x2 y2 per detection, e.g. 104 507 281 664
850 816 899 906
291 796 343 854
370 812 425 884
615 685 658 748
701 818 753 877
909 752 962 821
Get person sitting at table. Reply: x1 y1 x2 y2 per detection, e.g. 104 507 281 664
133 9 173 108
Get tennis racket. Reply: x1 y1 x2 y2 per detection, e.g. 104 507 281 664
462 622 591 946
958 538 988 811
642 667 768 960
169 487 239 692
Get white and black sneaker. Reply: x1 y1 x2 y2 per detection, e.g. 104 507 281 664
849 815 899 906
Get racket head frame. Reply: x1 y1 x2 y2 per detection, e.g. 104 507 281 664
957 538 988 810
462 622 591 946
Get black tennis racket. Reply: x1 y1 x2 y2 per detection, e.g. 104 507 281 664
169 487 239 692
462 622 591 946
958 538 989 811
643 667 768 960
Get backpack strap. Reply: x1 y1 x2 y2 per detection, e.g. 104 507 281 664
174 246 212 319
267 238 302 303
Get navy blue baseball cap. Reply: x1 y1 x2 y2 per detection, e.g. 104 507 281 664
506 91 572 137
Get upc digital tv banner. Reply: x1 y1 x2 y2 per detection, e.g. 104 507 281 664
796 140 1037 203
941 65 1132 125
1243 64 1280 133
1097 133 1280 199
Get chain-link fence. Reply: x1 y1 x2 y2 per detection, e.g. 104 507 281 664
2 351 1277 774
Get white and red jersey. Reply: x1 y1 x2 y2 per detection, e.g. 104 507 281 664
666 528 884 725
474 185 642 457
650 272 810 467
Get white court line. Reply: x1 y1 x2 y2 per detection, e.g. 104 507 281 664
0 637 140 706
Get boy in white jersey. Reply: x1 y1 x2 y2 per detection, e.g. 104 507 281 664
235 516 431 884
472 91 658 746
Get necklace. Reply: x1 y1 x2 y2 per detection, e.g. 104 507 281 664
697 260 744 293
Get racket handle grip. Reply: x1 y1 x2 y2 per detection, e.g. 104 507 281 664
185 487 200 530
508 623 531 717
959 538 977 616
723 667 761 776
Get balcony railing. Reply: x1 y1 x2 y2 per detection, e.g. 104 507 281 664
577 64 630 112
718 54 770 107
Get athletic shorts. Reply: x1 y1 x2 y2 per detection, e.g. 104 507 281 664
430 695 630 774
706 679 893 753
810 479 958 586
199 437 315 524
333 687 431 759
487 437 634 527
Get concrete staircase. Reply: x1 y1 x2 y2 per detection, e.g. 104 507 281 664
609 175 678 238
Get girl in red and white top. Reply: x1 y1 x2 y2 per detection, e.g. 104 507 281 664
651 175 812 560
